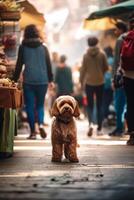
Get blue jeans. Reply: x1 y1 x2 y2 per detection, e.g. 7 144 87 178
102 88 113 119
114 88 126 131
23 83 48 133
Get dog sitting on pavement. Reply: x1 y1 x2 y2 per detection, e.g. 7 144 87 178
51 95 80 162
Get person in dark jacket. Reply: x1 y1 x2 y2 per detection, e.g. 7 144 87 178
123 14 134 145
55 55 74 96
109 21 127 136
13 24 54 139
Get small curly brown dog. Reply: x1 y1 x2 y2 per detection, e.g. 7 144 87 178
51 95 80 163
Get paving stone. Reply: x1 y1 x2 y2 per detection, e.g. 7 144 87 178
0 120 134 199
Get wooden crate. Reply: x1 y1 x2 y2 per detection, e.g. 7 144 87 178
0 11 21 21
0 87 23 109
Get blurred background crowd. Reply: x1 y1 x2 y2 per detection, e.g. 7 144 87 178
0 0 133 139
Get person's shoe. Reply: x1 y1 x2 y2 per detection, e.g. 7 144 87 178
97 130 103 136
109 128 123 136
109 129 117 136
96 124 103 136
39 125 47 139
43 122 49 127
87 127 93 137
127 134 134 145
127 139 134 145
96 127 103 136
27 134 36 140
124 131 130 135
103 118 109 127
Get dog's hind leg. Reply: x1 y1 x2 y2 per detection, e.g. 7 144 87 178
52 143 63 162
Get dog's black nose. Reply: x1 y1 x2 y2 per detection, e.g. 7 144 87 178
65 107 69 111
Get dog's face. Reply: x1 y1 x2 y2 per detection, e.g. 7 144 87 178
51 95 80 118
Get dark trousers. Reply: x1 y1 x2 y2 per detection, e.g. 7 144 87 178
124 77 134 132
85 84 104 130
23 83 48 133
102 88 113 119
0 108 4 133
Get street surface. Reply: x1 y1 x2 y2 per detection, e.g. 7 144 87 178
0 119 134 200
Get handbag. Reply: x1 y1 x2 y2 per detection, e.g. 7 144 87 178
113 67 124 89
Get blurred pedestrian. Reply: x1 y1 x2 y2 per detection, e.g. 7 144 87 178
109 21 128 136
13 24 54 139
80 36 108 136
103 46 114 123
51 51 59 77
47 51 59 115
102 66 113 123
55 55 74 96
104 46 114 68
122 14 134 145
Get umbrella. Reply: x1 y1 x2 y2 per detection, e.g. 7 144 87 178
87 0 134 20
83 17 116 30
19 0 45 29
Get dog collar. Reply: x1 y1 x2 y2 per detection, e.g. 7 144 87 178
57 116 72 124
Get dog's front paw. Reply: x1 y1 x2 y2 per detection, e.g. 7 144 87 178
51 158 62 162
69 158 79 163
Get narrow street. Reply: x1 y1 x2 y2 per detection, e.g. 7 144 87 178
0 119 134 200
0 1 134 200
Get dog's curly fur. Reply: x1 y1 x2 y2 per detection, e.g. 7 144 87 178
51 95 80 162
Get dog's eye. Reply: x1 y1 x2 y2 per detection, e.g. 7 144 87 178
60 102 65 107
68 102 74 108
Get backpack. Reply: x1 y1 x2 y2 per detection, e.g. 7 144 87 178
121 30 134 71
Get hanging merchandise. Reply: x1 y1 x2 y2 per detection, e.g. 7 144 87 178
2 33 17 50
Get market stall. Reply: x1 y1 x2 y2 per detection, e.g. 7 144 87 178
86 0 134 20
0 47 23 158
0 0 22 158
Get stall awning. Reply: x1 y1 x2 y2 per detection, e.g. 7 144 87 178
83 17 116 30
19 0 45 29
87 0 134 20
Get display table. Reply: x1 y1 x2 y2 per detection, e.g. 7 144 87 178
0 86 23 109
0 87 22 158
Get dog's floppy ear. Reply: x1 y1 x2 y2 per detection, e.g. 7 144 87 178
51 100 59 117
73 102 80 117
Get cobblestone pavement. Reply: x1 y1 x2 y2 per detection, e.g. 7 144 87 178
0 119 134 200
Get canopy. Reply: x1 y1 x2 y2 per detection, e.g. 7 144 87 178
83 17 116 30
19 0 45 29
87 0 134 20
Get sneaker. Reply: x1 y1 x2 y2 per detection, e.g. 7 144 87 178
109 128 123 136
43 122 49 127
127 139 134 145
39 125 47 139
124 131 130 135
103 118 109 127
127 134 134 145
87 127 93 137
27 134 36 140
97 130 103 136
